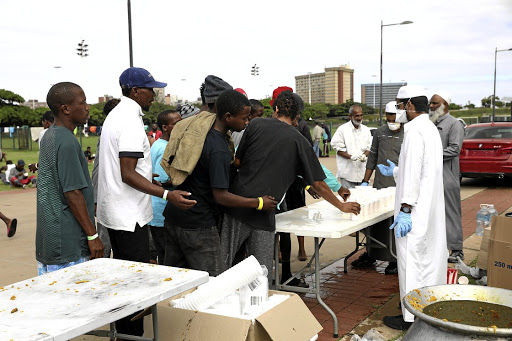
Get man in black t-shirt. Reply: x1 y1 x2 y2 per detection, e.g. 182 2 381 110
163 90 277 276
221 91 361 281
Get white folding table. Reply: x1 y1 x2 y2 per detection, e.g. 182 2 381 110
274 199 395 338
0 258 208 341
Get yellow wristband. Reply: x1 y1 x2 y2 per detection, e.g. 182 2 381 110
87 233 99 241
305 185 311 191
256 197 264 210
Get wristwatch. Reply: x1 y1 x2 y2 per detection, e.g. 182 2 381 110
400 206 411 214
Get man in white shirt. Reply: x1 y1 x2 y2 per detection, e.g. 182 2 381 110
96 67 196 337
330 104 372 188
38 111 54 148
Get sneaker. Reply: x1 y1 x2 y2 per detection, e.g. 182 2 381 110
351 252 376 268
385 262 398 275
448 250 464 263
383 315 412 330
22 184 27 189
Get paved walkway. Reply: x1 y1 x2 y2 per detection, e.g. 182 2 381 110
303 183 512 340
1 161 511 340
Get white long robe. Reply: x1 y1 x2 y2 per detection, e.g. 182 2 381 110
392 114 447 322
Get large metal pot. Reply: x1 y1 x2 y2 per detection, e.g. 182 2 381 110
403 285 512 340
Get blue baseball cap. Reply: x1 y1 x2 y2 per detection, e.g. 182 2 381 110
119 67 167 89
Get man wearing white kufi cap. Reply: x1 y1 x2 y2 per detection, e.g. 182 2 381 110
377 85 446 330
429 92 465 263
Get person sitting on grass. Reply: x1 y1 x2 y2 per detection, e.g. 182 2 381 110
84 146 95 162
9 160 36 188
0 210 17 238
1 160 15 185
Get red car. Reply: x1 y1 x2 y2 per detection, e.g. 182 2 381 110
459 122 512 179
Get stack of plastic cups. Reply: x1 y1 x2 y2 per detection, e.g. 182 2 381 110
174 256 264 311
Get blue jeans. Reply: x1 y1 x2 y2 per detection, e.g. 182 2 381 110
313 140 320 157
37 256 89 276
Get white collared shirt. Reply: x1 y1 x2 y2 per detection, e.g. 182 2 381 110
330 121 372 182
96 96 153 232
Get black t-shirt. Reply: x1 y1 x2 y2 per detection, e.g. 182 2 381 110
225 118 326 231
164 128 231 228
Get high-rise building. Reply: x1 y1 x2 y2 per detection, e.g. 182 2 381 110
361 82 406 109
295 65 354 104
164 94 184 106
98 95 114 103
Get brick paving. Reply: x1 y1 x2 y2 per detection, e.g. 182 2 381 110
299 186 512 340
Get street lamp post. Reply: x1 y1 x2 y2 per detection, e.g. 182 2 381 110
380 20 413 125
308 72 312 104
76 40 88 58
372 74 377 108
492 47 512 121
251 64 259 76
127 0 133 67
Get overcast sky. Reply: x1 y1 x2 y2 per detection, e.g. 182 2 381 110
1 0 511 107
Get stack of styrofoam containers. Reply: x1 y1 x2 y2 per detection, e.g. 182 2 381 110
174 255 263 311
348 186 396 219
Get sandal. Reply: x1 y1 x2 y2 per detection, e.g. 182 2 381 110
7 218 17 238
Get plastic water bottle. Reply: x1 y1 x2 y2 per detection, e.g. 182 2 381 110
476 204 489 236
487 204 498 219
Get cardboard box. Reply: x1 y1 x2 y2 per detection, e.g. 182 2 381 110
477 227 491 270
487 216 512 290
143 290 322 341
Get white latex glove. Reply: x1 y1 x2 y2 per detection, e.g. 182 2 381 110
350 154 361 161
359 154 367 162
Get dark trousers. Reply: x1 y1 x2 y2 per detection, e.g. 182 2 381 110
163 222 222 276
107 223 150 337
149 225 166 265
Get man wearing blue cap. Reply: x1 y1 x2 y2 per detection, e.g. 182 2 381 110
96 67 196 338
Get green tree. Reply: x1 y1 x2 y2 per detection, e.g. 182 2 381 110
449 103 462 110
0 89 25 105
481 95 495 108
464 101 476 109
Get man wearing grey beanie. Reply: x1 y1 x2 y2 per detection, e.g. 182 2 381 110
203 75 233 112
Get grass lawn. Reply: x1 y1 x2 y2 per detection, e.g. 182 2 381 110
0 135 99 192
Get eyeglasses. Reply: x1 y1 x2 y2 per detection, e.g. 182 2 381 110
395 99 410 109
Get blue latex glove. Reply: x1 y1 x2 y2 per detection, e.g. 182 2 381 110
361 181 369 187
377 159 396 177
389 211 412 238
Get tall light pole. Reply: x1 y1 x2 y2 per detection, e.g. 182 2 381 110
380 20 413 125
372 74 377 108
492 47 512 121
308 72 312 104
127 0 133 67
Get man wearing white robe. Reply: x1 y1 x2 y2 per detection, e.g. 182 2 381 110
377 85 447 330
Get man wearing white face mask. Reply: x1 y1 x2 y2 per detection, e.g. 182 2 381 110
429 92 465 263
351 101 405 273
377 86 446 330
331 104 372 188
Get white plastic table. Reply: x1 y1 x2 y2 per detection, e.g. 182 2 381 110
0 258 208 341
274 199 395 338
